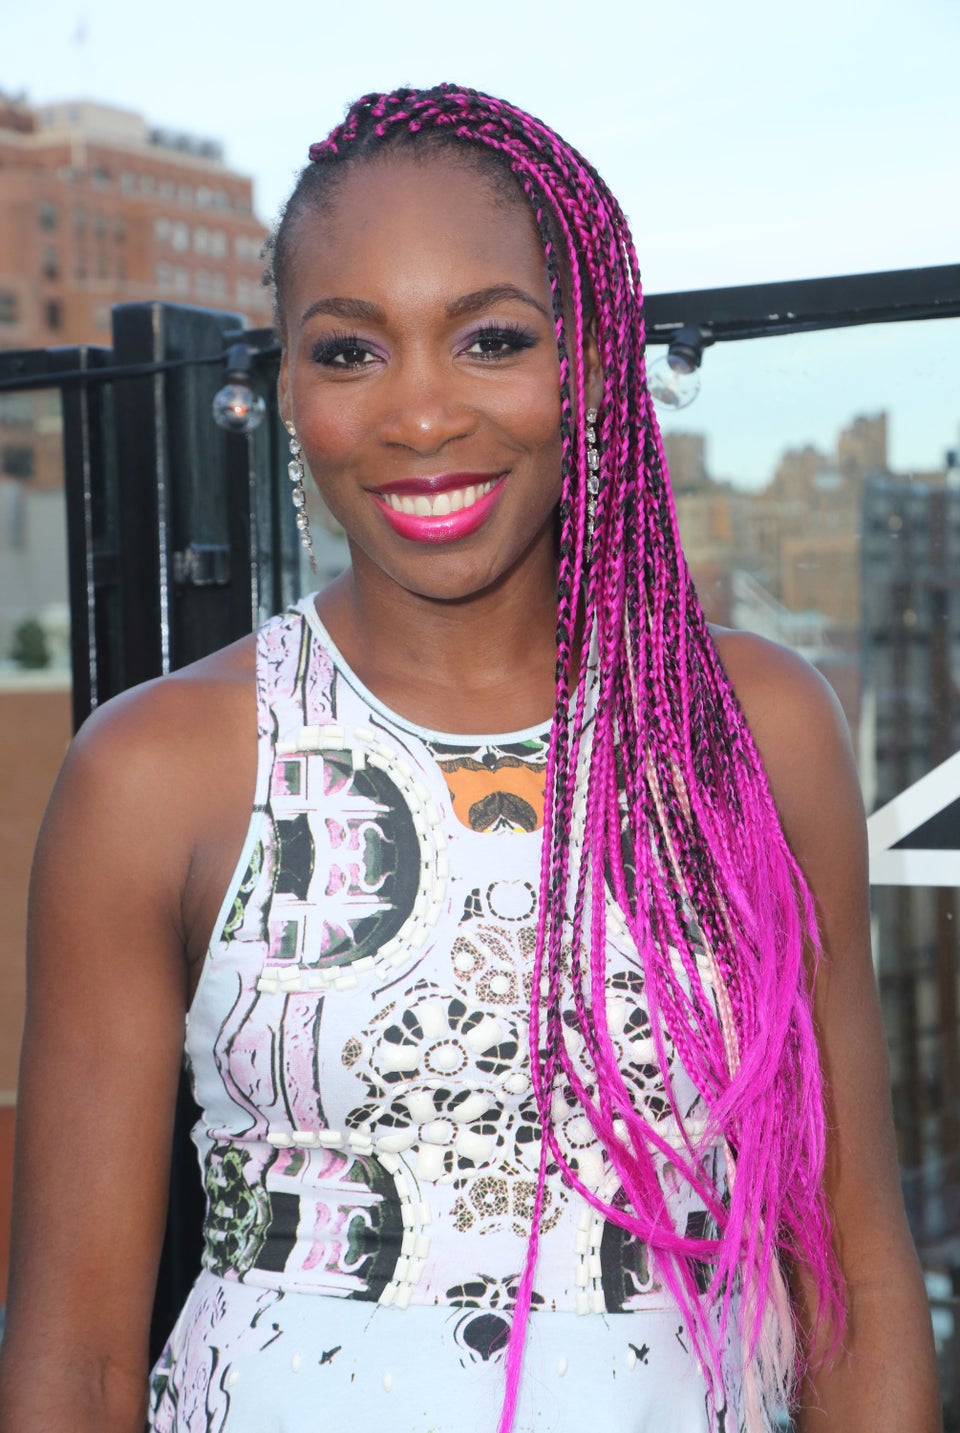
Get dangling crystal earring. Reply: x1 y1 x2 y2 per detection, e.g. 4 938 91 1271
285 421 317 573
585 407 599 560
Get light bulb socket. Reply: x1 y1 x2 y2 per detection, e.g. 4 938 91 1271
223 341 254 385
666 325 714 373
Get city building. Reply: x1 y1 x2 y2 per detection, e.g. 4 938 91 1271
860 466 960 1281
0 91 273 657
0 91 271 358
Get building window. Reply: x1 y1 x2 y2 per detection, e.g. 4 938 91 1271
73 205 86 233
155 262 174 291
94 305 111 331
235 233 263 264
92 212 106 238
212 273 227 300
114 216 126 241
209 229 227 259
41 250 60 280
44 299 62 330
38 201 59 231
120 171 137 193
0 291 18 325
171 222 189 252
159 180 175 201
236 276 265 309
1 445 35 480
174 267 189 295
91 164 110 188
0 395 33 427
195 270 212 298
196 186 212 208
154 216 171 243
194 226 209 255
178 185 193 206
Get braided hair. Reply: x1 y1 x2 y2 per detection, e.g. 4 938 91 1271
265 84 842 1432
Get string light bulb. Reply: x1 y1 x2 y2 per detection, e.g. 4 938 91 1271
648 325 713 410
212 342 266 432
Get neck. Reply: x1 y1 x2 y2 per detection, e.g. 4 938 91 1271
315 548 563 736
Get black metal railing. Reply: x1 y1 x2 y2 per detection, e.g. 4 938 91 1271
1 302 296 729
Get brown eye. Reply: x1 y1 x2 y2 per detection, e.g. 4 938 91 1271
309 333 378 368
463 323 538 360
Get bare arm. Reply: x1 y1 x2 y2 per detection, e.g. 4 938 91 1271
0 653 254 1432
716 631 942 1432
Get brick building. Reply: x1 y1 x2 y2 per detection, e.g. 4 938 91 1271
0 92 271 350
0 91 271 492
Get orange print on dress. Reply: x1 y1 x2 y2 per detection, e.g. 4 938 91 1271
436 754 547 833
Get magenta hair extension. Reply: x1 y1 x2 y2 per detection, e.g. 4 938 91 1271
266 84 844 1432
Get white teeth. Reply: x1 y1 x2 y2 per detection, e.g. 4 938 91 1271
384 479 497 518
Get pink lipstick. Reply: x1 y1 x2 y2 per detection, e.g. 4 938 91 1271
372 473 506 544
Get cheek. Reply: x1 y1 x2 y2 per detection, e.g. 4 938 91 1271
497 366 563 453
296 405 368 476
517 384 564 489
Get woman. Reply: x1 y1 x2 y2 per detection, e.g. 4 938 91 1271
0 85 940 1432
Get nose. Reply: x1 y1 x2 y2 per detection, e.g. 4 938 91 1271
374 358 476 455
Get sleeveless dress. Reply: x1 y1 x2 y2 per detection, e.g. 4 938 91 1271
148 596 753 1433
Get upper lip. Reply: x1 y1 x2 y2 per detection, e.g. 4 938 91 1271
372 472 505 497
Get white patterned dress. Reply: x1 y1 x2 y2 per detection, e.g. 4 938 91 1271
148 596 754 1432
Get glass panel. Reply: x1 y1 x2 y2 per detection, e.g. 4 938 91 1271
661 317 960 1420
0 386 73 1309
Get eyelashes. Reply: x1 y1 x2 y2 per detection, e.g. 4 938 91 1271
309 330 377 368
465 320 538 359
308 320 539 370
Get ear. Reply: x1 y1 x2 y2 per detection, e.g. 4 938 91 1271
583 318 604 411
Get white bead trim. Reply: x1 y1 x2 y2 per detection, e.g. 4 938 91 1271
572 1172 619 1315
374 1157 433 1310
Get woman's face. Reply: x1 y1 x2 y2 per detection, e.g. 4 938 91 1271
279 152 580 605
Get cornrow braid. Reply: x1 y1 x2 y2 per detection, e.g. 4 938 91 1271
265 83 842 1433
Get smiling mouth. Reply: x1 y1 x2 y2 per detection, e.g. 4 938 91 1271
380 479 499 518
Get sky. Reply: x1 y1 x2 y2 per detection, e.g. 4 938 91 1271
3 0 959 482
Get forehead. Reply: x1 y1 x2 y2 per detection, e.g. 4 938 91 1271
283 152 550 317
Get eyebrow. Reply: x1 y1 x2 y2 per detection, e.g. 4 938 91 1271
446 285 550 320
300 295 384 325
299 283 549 328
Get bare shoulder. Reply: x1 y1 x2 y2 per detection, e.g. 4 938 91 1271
708 625 864 861
44 634 258 904
66 634 256 791
709 625 850 762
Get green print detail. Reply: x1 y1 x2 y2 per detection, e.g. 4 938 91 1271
278 919 300 961
202 1144 271 1277
223 839 265 942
